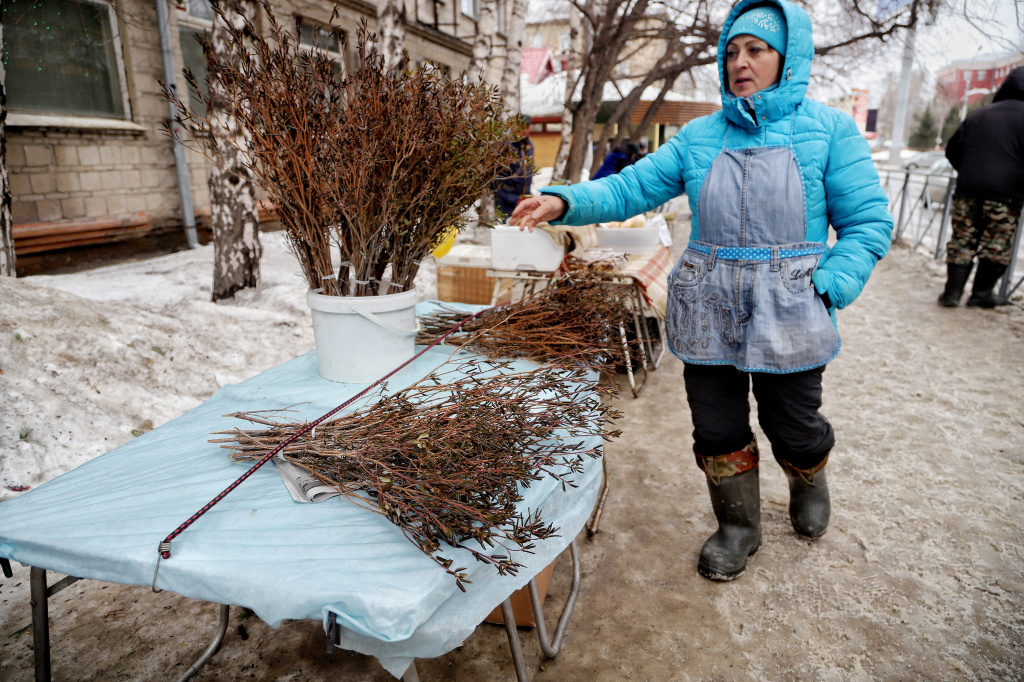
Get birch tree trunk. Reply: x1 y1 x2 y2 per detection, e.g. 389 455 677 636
501 0 528 113
470 0 499 233
552 3 582 181
209 1 261 302
377 0 407 71
0 22 14 277
468 0 498 85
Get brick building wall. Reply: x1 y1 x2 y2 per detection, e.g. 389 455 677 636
5 0 495 264
936 52 1024 109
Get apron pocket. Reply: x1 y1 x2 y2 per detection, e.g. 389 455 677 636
779 254 820 294
667 261 744 355
669 251 708 286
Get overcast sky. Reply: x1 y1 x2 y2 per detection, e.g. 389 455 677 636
851 0 1023 105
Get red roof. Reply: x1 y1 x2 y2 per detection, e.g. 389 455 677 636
520 47 555 84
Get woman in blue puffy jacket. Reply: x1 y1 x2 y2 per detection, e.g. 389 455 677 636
510 0 893 581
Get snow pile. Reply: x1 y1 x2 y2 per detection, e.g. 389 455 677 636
0 232 436 501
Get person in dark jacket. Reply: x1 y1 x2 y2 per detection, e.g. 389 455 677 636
494 115 535 219
938 66 1024 308
592 145 631 180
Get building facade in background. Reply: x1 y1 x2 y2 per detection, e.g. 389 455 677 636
520 0 719 167
936 52 1024 110
3 0 503 272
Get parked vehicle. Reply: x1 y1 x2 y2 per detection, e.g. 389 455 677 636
926 159 956 205
903 150 947 169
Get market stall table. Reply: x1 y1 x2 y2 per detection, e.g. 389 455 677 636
0 305 605 680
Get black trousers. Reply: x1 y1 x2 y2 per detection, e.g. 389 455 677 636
683 363 835 470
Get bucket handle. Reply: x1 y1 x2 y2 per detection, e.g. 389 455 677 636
351 305 420 336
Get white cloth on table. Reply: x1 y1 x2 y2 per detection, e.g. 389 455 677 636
0 302 604 678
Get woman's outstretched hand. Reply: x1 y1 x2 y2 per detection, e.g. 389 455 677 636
508 195 567 232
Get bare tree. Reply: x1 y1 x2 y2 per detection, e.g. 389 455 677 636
559 0 652 183
554 0 947 184
0 21 13 278
377 0 407 70
470 0 501 231
553 2 583 178
208 1 261 302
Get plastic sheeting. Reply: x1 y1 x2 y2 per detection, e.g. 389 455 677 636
0 303 603 677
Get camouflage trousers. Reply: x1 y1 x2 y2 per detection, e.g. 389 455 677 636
946 196 1022 267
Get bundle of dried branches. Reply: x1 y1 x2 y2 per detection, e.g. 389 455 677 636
169 3 520 296
213 358 621 589
417 270 640 367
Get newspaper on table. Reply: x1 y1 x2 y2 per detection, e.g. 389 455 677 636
272 453 340 503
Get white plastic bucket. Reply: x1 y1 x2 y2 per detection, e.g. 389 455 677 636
306 287 419 383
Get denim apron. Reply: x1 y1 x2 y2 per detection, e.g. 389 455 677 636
666 126 840 373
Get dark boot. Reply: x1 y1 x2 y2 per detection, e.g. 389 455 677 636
966 259 1009 308
778 457 830 539
937 262 973 307
696 440 761 581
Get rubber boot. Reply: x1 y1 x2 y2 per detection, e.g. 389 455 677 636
966 259 1009 308
937 262 973 308
698 466 762 581
778 457 830 539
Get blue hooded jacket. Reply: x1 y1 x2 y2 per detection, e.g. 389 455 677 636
540 0 893 313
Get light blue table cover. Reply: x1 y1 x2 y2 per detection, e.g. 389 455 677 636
0 303 603 677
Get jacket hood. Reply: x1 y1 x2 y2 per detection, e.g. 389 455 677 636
718 0 813 130
993 66 1024 103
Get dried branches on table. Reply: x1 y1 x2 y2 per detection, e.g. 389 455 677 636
213 358 621 590
168 3 520 296
417 270 641 368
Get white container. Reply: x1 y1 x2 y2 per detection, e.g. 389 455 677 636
490 224 566 271
306 288 419 383
595 225 661 253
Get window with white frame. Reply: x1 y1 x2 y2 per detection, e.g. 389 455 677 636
558 31 571 54
3 0 130 118
184 0 214 21
297 19 347 79
178 0 214 115
461 0 479 19
976 70 987 79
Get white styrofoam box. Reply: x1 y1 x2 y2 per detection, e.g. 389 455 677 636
438 244 491 268
595 224 662 252
490 224 566 271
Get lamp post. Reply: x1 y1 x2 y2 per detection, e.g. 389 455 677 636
960 69 973 121
959 46 985 121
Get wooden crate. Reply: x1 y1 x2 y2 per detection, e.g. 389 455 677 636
436 265 494 305
483 560 556 628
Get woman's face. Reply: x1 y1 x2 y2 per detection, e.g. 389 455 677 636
726 35 782 97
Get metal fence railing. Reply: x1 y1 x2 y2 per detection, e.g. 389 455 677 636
875 163 1023 303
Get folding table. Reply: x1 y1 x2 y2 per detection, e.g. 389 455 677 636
0 308 604 681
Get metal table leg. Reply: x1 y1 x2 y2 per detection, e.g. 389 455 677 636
28 566 230 682
528 540 581 658
500 598 530 682
175 604 231 682
31 567 81 682
30 567 52 682
586 458 611 538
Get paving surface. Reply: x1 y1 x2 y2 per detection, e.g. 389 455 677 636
2 235 1023 681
